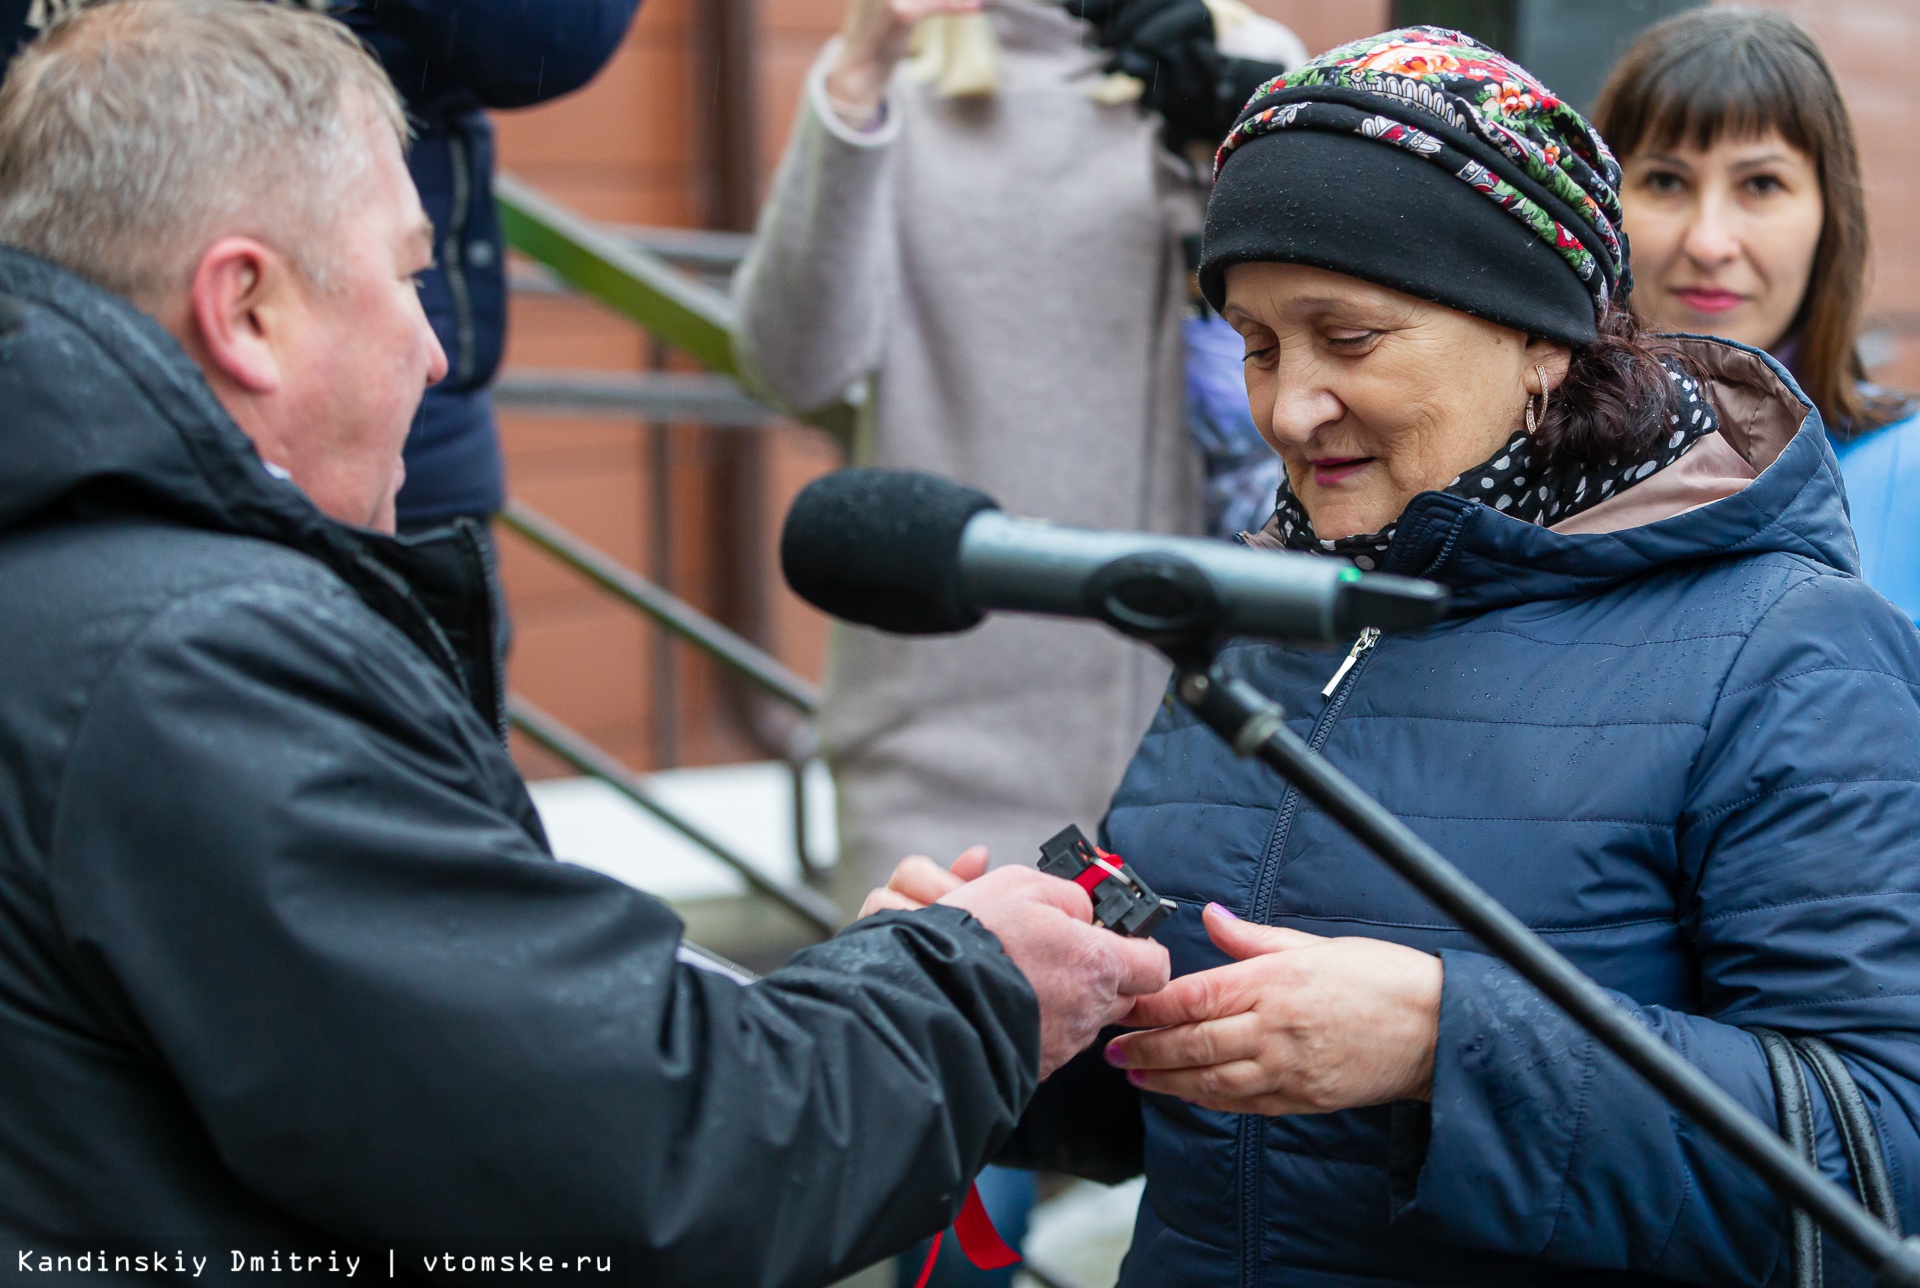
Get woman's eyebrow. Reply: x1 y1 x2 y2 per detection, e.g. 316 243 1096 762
1726 152 1799 172
1282 293 1392 316
1634 151 1694 170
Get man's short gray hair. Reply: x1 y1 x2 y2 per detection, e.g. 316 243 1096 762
0 0 408 308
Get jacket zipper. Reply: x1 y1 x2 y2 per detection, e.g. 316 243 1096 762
443 129 476 386
1237 628 1382 1288
1320 627 1380 698
473 522 511 745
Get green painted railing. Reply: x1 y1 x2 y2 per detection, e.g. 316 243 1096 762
495 172 859 445
495 172 737 372
494 174 847 937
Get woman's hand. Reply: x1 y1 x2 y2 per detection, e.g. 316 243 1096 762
857 844 990 918
826 0 982 117
1104 903 1442 1115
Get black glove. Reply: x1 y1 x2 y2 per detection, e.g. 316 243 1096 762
1067 0 1288 153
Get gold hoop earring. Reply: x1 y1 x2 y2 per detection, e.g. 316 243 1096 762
1525 366 1550 437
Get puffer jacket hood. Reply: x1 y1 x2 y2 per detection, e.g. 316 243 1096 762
1014 336 1920 1287
0 245 506 732
1382 338 1857 612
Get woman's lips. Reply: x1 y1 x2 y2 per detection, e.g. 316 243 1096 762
1672 286 1747 314
1308 456 1374 486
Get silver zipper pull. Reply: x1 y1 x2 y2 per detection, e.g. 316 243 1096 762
1321 627 1381 699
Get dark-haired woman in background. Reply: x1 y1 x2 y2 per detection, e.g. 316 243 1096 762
1596 7 1920 621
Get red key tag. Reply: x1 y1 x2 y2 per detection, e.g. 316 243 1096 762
911 1180 1020 1286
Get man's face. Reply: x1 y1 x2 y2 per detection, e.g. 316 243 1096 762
273 112 445 533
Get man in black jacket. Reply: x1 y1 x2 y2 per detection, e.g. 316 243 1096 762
0 4 1169 1281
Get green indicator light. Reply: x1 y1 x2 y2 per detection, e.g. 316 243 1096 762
1339 568 1363 583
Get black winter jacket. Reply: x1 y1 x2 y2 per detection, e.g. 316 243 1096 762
0 246 1039 1283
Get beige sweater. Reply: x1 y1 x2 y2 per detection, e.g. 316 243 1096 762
734 1 1203 907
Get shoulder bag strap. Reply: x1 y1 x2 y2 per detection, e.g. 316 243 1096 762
1754 1026 1823 1288
1795 1034 1903 1236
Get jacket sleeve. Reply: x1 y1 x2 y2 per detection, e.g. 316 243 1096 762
731 41 900 416
337 0 642 110
47 577 1039 1287
1391 571 1920 1286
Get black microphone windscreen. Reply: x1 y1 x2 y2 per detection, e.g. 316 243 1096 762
780 469 1000 635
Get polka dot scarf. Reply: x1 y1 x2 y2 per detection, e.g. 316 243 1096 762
1269 364 1721 569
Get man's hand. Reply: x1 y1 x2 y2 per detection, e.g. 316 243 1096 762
1103 903 1440 1115
826 0 981 119
939 867 1170 1077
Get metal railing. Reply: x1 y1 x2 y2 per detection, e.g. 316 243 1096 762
495 174 860 445
496 172 845 938
495 172 736 373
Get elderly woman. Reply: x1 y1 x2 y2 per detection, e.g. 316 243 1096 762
876 26 1920 1287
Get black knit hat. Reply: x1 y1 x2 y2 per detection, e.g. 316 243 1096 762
1200 27 1630 347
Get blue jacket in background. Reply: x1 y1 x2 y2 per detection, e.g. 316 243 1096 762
0 0 643 525
1082 338 1920 1286
1833 406 1920 625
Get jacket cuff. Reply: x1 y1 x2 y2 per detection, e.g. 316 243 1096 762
839 902 1042 1077
807 38 905 149
1389 949 1593 1257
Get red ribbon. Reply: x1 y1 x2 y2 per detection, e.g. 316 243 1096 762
911 1180 1020 1287
1073 849 1124 897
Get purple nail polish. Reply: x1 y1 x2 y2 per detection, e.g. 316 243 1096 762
1104 1042 1126 1068
1126 1070 1148 1088
1207 902 1241 921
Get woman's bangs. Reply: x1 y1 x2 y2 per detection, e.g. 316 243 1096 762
1622 27 1830 162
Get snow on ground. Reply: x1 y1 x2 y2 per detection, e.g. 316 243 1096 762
527 761 836 902
1020 1178 1144 1288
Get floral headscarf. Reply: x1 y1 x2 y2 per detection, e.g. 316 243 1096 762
1216 26 1629 319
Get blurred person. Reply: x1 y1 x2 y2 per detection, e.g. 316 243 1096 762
1067 0 1303 540
880 27 1920 1285
0 4 1170 1279
4 0 643 545
735 12 1296 1278
1596 7 1920 620
733 0 1300 916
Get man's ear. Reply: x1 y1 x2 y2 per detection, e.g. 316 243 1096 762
184 236 292 397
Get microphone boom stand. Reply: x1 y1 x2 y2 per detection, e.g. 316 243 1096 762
1159 642 1920 1286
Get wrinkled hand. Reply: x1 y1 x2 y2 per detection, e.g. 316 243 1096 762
829 0 983 112
940 867 1171 1077
858 845 990 919
1104 903 1441 1115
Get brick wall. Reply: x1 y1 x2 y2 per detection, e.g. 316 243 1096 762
1728 0 1920 391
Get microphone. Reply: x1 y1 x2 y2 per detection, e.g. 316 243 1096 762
780 469 1448 644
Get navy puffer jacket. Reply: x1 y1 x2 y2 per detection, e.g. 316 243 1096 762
1026 339 1920 1286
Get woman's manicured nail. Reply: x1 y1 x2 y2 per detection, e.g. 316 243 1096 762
1207 902 1240 920
1104 1041 1127 1068
1126 1070 1148 1088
